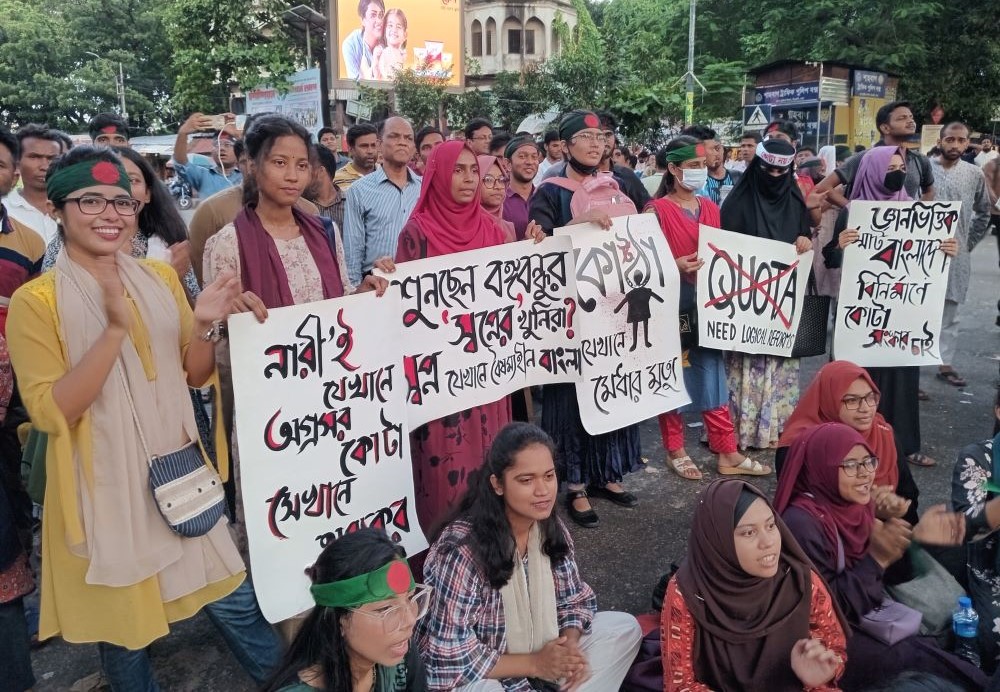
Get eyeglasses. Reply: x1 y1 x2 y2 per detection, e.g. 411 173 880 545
348 584 432 634
65 194 141 216
471 134 492 142
841 392 879 410
482 175 509 189
839 456 879 477
569 133 603 145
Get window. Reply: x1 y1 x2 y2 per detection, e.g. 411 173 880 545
472 21 483 57
508 28 522 53
524 29 535 54
486 30 494 55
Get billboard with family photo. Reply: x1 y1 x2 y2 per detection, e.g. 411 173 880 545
336 0 463 86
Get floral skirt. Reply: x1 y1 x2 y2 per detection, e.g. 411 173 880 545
724 353 799 449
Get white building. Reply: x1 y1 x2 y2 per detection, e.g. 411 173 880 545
464 0 577 86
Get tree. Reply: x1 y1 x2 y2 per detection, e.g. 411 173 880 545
159 0 302 113
392 67 449 128
490 66 556 132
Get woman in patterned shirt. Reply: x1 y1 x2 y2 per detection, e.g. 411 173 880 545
418 422 641 691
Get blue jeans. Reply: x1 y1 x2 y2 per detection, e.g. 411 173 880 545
97 578 280 691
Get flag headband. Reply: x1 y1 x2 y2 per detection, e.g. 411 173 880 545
310 559 414 608
47 159 132 203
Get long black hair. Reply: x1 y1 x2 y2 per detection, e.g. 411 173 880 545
653 135 699 199
260 528 406 692
242 114 312 206
444 422 569 589
115 147 188 245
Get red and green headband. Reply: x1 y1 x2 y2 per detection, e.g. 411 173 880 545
666 143 706 164
310 559 414 608
47 159 132 203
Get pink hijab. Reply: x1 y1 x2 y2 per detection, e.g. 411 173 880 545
406 141 508 256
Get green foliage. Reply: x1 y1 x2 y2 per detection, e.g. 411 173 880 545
159 0 301 113
391 67 449 128
445 88 495 130
490 67 556 132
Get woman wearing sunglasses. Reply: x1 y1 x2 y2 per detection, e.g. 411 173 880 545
262 528 429 691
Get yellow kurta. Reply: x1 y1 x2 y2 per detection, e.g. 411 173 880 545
7 260 244 649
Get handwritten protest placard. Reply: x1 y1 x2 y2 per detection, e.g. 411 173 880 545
697 225 814 357
228 290 426 623
556 214 689 435
834 201 959 367
375 237 580 429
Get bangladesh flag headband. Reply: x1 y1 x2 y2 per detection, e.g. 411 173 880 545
47 159 132 203
310 559 414 608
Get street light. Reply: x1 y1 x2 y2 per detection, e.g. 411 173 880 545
84 51 128 121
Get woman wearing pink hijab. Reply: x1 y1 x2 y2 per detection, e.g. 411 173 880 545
476 154 516 242
375 141 545 551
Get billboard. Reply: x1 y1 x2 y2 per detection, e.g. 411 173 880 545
336 0 462 86
246 68 323 136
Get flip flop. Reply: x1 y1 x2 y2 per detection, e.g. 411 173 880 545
667 455 703 480
718 457 771 476
906 452 936 467
936 370 967 387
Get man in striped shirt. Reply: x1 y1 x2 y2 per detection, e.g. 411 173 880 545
343 116 420 285
0 128 44 336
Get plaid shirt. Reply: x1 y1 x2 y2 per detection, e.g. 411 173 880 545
418 520 596 691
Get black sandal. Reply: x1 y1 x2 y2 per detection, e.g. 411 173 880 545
565 489 600 528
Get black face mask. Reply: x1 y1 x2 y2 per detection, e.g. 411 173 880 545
568 156 599 176
883 169 906 192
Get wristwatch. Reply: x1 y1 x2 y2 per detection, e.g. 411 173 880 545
199 321 228 344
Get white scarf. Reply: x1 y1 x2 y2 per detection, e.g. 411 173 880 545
499 522 560 654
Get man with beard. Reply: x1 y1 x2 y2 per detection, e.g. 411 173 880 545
930 122 991 387
343 116 420 285
502 136 539 240
975 137 998 167
0 128 44 335
6 125 64 244
814 101 935 207
334 123 379 192
681 124 741 205
305 145 345 232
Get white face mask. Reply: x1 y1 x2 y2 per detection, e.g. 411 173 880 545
680 167 708 191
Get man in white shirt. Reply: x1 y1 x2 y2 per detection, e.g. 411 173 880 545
975 137 998 168
6 124 64 244
534 130 564 184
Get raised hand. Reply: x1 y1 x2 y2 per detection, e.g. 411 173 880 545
193 271 242 325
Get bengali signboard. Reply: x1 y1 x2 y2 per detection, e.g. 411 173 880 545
754 81 820 106
375 237 580 429
834 201 959 366
228 290 425 623
556 215 689 435
853 70 888 99
697 225 814 357
245 68 323 136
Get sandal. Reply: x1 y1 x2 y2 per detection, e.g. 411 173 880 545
936 370 967 387
718 457 772 476
906 452 936 467
667 455 703 480
565 489 599 528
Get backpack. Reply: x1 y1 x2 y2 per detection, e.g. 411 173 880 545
542 172 638 220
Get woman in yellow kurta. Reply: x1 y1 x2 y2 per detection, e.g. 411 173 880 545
6 146 281 688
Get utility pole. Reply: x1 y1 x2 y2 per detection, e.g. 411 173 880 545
118 62 128 122
679 0 705 126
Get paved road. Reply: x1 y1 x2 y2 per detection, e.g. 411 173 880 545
31 239 1000 690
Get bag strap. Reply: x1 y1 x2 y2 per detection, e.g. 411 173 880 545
835 530 846 574
540 177 582 194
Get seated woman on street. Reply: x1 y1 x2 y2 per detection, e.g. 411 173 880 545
775 422 985 690
950 385 1000 673
418 421 642 691
661 478 847 691
262 528 429 691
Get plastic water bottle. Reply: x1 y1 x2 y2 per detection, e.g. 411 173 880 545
952 596 980 668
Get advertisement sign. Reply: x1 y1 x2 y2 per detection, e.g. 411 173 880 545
337 0 462 86
246 68 323 136
834 201 959 367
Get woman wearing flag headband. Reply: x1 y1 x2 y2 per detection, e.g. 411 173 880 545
263 528 429 691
